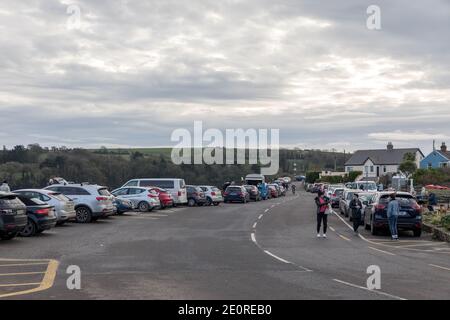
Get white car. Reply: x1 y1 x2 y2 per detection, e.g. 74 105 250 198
121 178 187 205
111 187 161 212
13 189 76 224
199 186 223 206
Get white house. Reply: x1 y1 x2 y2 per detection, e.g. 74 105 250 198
345 142 424 179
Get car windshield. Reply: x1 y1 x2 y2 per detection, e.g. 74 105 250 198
227 187 241 191
379 195 416 206
346 192 355 200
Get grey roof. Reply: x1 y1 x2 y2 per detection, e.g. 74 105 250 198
345 148 423 166
437 150 450 160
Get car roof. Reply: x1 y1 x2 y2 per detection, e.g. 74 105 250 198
13 189 50 193
0 191 18 198
46 184 106 189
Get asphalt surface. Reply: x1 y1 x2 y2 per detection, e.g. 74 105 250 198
1 187 449 300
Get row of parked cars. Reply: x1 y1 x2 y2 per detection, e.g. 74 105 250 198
0 176 292 241
307 182 423 237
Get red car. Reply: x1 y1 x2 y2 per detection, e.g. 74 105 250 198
150 188 174 209
268 185 278 198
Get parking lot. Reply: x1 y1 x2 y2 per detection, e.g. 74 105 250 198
1 187 449 300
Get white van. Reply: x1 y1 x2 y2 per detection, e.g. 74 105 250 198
121 178 187 205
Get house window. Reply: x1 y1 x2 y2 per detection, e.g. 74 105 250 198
440 162 448 168
365 166 369 173
370 166 374 173
428 163 433 169
347 167 353 172
383 166 387 173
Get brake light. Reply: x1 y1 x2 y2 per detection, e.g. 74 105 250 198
147 193 158 198
96 197 108 201
223 192 228 196
178 191 182 196
35 208 49 215
211 192 216 196
375 204 386 211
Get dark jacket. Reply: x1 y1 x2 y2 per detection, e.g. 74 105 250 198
315 196 329 214
349 198 363 217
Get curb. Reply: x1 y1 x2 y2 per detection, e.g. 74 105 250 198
423 222 450 243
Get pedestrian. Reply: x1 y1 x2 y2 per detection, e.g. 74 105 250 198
0 180 11 193
315 191 330 238
291 184 296 195
349 194 363 235
387 193 400 240
428 192 437 212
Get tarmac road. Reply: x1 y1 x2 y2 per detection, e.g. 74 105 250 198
1 188 449 300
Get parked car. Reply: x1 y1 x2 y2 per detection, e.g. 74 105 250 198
199 186 223 206
224 186 250 203
268 185 279 198
45 184 115 223
186 185 207 207
113 197 133 214
349 181 378 192
269 184 282 197
244 185 261 201
0 192 28 240
150 187 174 209
121 178 187 206
357 192 377 223
339 189 359 218
328 187 345 208
111 187 161 212
16 195 57 237
13 189 76 225
279 185 287 196
363 192 423 237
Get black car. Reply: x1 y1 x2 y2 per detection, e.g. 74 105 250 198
186 186 207 207
17 196 57 237
363 192 422 237
224 186 250 203
244 185 261 201
0 193 28 240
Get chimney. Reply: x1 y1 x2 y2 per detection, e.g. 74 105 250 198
441 142 447 153
387 142 394 151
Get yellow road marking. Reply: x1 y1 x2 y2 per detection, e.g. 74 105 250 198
0 283 41 288
429 264 450 271
0 259 59 299
339 235 351 242
0 263 49 268
0 272 45 276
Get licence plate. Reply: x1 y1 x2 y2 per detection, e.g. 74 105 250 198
399 211 409 216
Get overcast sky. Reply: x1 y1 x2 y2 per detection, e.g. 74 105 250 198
1 0 449 153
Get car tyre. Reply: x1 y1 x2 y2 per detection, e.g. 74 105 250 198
413 229 422 237
370 218 379 236
138 201 150 212
0 233 17 240
76 206 92 223
206 198 213 206
213 202 220 206
20 219 37 237
188 198 196 207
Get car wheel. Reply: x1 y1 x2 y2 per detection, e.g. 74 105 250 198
76 206 92 223
0 233 17 240
138 201 150 212
206 198 213 206
188 198 196 207
413 229 422 237
213 202 220 206
20 219 37 237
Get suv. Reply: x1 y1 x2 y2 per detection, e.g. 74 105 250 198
0 192 28 240
186 186 207 207
363 192 423 237
224 186 250 203
244 185 261 201
45 184 114 223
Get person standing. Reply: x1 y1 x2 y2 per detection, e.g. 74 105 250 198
0 180 11 193
387 193 400 240
315 191 330 238
349 194 363 235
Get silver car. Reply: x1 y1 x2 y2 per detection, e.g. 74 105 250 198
44 184 115 223
13 189 76 225
199 186 223 206
111 187 161 212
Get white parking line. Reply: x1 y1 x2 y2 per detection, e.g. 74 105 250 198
333 279 406 300
258 214 263 220
252 222 257 229
263 250 291 264
429 264 450 271
368 246 396 256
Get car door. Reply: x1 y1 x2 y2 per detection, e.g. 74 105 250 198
112 188 129 200
127 188 145 207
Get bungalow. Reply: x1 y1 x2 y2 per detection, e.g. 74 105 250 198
420 142 450 169
345 142 424 179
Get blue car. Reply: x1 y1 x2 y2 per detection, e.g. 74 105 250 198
257 183 269 200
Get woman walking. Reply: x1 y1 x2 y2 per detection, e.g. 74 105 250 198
315 191 330 238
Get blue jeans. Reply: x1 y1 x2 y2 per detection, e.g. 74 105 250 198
388 215 398 238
